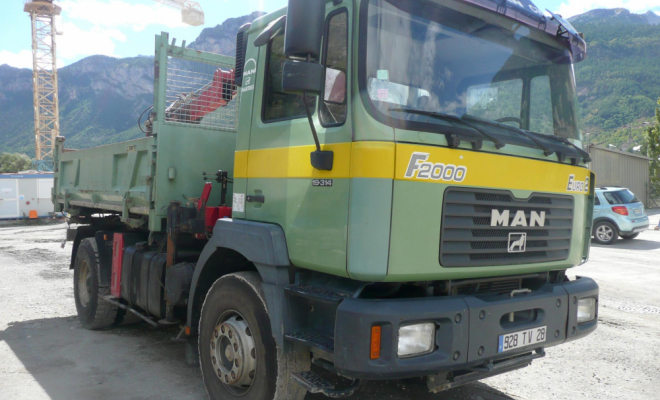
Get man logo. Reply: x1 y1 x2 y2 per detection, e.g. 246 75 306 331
490 209 546 227
508 233 527 253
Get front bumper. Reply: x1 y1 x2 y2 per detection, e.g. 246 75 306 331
333 277 598 380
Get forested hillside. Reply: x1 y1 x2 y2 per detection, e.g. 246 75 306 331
571 8 660 149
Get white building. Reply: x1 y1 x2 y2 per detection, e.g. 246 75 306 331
0 171 54 220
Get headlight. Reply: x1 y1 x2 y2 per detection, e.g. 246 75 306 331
397 322 435 358
577 298 597 323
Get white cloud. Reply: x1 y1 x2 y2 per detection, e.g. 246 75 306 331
48 0 188 65
59 0 186 32
57 21 127 61
557 0 660 18
0 50 33 69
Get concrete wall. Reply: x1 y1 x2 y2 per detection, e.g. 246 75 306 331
588 145 652 206
0 174 54 219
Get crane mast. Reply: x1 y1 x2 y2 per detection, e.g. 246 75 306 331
152 0 205 26
24 0 61 169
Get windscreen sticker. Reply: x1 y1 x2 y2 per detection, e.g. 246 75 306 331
233 193 245 213
377 89 389 101
377 70 389 81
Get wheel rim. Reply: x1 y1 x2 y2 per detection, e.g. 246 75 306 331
210 310 257 395
77 259 92 308
596 225 614 241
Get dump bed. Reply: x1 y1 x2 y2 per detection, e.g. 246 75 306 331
53 34 239 231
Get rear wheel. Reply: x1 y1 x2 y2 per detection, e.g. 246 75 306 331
73 238 119 329
593 222 618 245
620 233 640 240
199 272 309 400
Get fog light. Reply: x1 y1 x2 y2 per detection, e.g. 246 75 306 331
397 322 435 358
577 298 597 323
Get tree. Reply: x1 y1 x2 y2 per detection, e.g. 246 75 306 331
645 99 660 202
0 153 32 174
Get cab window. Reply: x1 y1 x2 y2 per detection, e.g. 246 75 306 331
466 79 523 127
529 75 553 135
320 10 349 126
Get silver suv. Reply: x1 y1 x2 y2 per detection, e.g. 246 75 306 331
592 187 649 245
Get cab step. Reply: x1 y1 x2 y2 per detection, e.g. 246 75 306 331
291 371 362 398
285 330 335 355
285 285 349 304
292 371 335 394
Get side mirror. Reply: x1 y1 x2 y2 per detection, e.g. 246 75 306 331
283 0 333 171
282 61 324 95
284 0 325 60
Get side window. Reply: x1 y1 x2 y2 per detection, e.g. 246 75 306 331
320 11 349 126
603 192 618 205
594 195 601 206
466 79 523 126
263 34 315 122
529 75 553 135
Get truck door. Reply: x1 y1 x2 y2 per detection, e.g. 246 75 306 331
0 179 20 219
245 7 352 276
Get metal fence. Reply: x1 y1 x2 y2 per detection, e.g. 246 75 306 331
165 56 239 132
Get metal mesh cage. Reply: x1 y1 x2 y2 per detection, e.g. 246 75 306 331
165 56 239 132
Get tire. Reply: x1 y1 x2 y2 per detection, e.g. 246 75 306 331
199 272 310 400
620 233 640 240
593 221 618 245
73 238 120 329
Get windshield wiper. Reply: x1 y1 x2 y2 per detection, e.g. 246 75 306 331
389 108 505 150
462 114 555 158
528 133 592 164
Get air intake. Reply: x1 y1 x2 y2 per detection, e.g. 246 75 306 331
234 23 251 87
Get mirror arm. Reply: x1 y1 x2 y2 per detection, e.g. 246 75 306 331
303 91 334 171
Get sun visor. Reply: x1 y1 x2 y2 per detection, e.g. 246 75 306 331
459 0 587 63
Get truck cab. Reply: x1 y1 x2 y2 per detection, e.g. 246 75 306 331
54 0 599 398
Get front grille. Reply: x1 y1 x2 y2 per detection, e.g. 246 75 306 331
453 278 521 296
440 188 574 268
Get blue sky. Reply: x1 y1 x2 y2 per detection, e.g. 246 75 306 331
1 0 659 69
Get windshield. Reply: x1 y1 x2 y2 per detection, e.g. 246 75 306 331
360 0 582 146
602 190 640 205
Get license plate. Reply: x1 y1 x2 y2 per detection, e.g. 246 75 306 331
634 208 642 216
498 326 547 353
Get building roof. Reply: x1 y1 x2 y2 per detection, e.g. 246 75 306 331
0 172 54 179
588 144 652 161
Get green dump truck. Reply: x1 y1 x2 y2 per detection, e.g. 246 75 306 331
54 0 599 398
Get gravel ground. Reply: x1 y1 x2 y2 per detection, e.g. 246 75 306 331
1 213 659 400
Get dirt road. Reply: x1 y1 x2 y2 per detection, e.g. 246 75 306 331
1 215 659 400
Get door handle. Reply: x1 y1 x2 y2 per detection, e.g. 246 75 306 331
246 195 265 204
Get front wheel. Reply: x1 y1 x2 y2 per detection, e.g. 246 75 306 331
620 233 640 240
199 272 309 400
593 221 618 245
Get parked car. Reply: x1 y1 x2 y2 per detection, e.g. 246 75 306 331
592 187 649 245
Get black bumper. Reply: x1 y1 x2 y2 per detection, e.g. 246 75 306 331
333 277 598 380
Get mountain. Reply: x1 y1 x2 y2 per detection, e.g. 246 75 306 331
569 8 660 25
188 11 266 54
0 12 264 156
568 9 660 149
